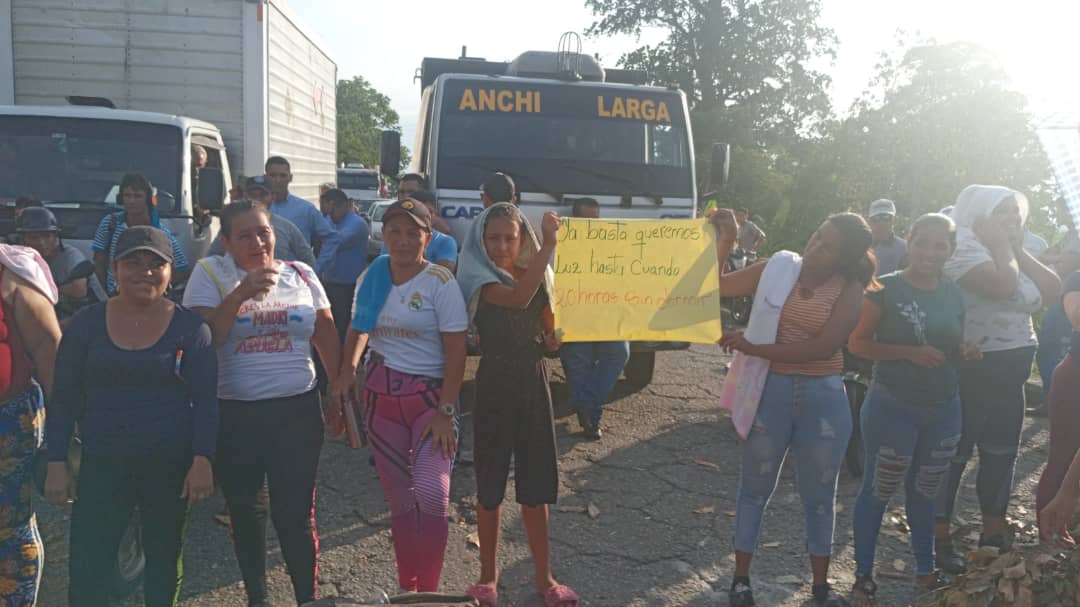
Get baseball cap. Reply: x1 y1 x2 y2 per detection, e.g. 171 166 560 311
868 199 897 218
113 226 173 264
16 207 60 233
244 175 271 193
382 198 432 229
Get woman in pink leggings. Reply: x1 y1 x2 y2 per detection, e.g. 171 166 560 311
333 199 468 592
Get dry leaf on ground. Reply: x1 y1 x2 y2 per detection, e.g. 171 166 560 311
587 502 600 519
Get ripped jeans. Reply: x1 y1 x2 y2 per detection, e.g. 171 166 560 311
733 373 851 557
852 383 961 577
936 347 1035 523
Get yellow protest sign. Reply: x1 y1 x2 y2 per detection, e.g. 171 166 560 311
553 218 722 343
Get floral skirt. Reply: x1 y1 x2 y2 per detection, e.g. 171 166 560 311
0 384 44 606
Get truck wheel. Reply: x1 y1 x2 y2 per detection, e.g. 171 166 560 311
624 352 656 388
111 511 145 599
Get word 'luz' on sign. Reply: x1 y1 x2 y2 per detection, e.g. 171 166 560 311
597 96 672 122
458 89 541 113
554 251 681 277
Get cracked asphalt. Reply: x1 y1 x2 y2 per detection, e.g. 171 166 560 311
33 344 1051 606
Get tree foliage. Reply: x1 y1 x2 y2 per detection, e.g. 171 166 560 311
586 0 836 146
336 76 410 173
588 1 1057 249
832 41 1054 235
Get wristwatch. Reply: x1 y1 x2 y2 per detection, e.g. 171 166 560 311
438 403 456 417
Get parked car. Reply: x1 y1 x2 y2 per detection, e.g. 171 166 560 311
366 200 395 259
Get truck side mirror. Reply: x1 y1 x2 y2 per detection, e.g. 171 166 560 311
708 143 731 190
197 166 226 212
380 131 401 178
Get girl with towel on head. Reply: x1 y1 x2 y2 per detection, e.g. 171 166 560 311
457 203 579 607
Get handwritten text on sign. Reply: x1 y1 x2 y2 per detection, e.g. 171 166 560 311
553 218 722 343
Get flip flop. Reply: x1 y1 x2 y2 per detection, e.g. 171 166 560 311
542 584 580 607
465 583 498 606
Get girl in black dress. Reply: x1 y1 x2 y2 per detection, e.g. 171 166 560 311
459 204 579 607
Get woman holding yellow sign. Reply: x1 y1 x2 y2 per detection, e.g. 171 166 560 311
712 209 875 607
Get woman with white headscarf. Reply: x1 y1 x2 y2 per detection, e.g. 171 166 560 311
933 185 1060 573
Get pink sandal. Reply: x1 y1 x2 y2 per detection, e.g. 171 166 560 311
465 583 498 606
542 584 580 607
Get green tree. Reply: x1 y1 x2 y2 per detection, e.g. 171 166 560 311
586 0 836 147
832 41 1054 232
336 76 411 173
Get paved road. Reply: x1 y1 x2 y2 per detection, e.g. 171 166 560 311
34 345 1050 606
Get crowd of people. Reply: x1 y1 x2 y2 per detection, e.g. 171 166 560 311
3 160 1080 607
714 187 1080 607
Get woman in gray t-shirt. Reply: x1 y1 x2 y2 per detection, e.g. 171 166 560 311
933 185 1060 573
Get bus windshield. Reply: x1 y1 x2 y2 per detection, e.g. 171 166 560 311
436 80 693 198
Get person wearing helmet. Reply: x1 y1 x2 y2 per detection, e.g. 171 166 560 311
16 207 105 321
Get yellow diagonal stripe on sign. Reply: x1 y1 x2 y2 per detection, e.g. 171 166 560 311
553 218 723 343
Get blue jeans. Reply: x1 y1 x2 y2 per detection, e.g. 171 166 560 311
852 383 961 577
559 341 630 423
733 373 852 556
1037 302 1072 402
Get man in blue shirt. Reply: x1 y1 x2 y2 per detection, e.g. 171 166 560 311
379 190 458 272
264 155 340 274
321 188 369 341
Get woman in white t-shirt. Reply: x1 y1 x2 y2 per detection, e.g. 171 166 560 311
183 200 341 606
332 199 467 593
933 185 1060 573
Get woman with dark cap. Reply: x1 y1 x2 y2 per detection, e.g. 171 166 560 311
91 172 190 295
185 200 340 606
333 198 467 594
0 242 60 607
46 226 218 607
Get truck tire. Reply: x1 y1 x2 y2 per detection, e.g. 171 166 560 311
110 511 145 599
624 352 656 388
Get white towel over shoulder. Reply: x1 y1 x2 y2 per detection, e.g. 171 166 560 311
719 250 802 439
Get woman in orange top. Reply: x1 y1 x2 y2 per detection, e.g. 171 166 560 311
714 211 875 607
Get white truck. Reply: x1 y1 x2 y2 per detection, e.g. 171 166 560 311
337 164 385 214
380 47 729 385
0 0 337 262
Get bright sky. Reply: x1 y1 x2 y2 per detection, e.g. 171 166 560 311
290 0 1079 147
